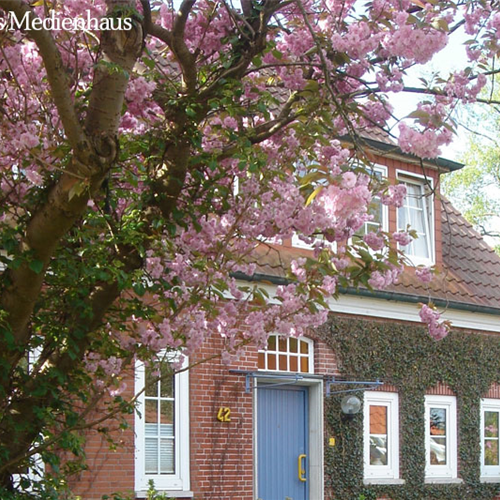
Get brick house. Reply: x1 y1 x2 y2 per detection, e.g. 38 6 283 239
70 135 500 500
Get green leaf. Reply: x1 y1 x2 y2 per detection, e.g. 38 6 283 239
29 260 44 274
133 282 146 297
271 49 283 60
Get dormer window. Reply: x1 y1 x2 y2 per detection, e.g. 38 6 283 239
396 172 435 266
354 165 388 239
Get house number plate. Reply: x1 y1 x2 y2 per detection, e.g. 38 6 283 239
217 407 231 422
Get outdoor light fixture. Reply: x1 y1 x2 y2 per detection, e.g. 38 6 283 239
340 394 361 421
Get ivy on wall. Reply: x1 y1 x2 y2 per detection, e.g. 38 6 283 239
319 316 500 500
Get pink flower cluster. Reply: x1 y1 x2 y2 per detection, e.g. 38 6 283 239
415 266 434 284
382 12 449 64
398 122 453 159
392 231 413 247
368 267 401 289
381 184 407 208
419 304 449 340
445 71 487 104
5 0 500 379
363 232 385 251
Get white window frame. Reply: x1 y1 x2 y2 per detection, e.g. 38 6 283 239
396 171 435 266
12 348 45 492
351 165 389 259
358 164 389 236
135 354 190 495
424 395 457 480
363 391 400 481
481 398 500 480
258 334 314 374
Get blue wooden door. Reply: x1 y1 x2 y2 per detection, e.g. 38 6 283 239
257 385 308 500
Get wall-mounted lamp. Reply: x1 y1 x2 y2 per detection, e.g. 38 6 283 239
340 394 361 421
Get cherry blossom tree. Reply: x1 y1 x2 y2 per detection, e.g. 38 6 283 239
0 0 498 496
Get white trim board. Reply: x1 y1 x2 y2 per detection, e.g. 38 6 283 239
234 280 500 333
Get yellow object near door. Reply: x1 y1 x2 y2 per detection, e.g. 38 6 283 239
298 454 307 482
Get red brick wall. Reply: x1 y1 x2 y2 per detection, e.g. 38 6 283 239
426 382 455 396
68 333 338 500
189 335 255 500
67 374 136 500
486 383 500 399
189 332 339 500
67 333 500 500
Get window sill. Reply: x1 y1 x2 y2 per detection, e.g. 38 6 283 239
480 477 500 483
136 491 194 498
363 478 405 485
424 478 462 484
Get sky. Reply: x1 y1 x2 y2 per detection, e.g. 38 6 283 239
388 27 500 246
389 25 471 162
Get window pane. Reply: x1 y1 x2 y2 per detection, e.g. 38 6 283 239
430 408 446 435
370 436 387 465
412 233 429 258
369 198 382 224
145 437 158 474
160 363 174 398
161 401 174 428
398 205 408 229
370 405 387 434
143 357 178 479
406 184 422 207
145 400 158 427
485 411 499 438
300 357 309 373
279 354 287 371
300 340 309 354
430 437 447 465
160 439 174 473
258 352 265 369
268 354 276 370
145 369 158 397
268 335 276 351
289 337 298 353
278 337 287 352
409 207 425 234
397 179 433 260
485 439 499 466
289 356 298 372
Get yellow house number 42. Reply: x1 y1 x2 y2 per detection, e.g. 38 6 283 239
217 407 231 422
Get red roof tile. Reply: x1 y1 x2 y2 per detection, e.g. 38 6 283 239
384 198 500 310
246 198 500 313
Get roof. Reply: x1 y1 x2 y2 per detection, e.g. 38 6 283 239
381 198 500 313
342 130 464 172
234 199 500 316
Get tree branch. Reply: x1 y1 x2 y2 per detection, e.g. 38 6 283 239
171 0 198 94
402 86 500 105
0 0 87 153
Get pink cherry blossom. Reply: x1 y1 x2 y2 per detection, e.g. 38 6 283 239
363 232 385 251
419 304 449 340
416 266 434 284
392 231 413 246
381 184 407 208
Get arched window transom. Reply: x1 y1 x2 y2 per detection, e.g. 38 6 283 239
258 335 314 374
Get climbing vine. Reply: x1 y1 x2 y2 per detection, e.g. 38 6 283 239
319 316 500 500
